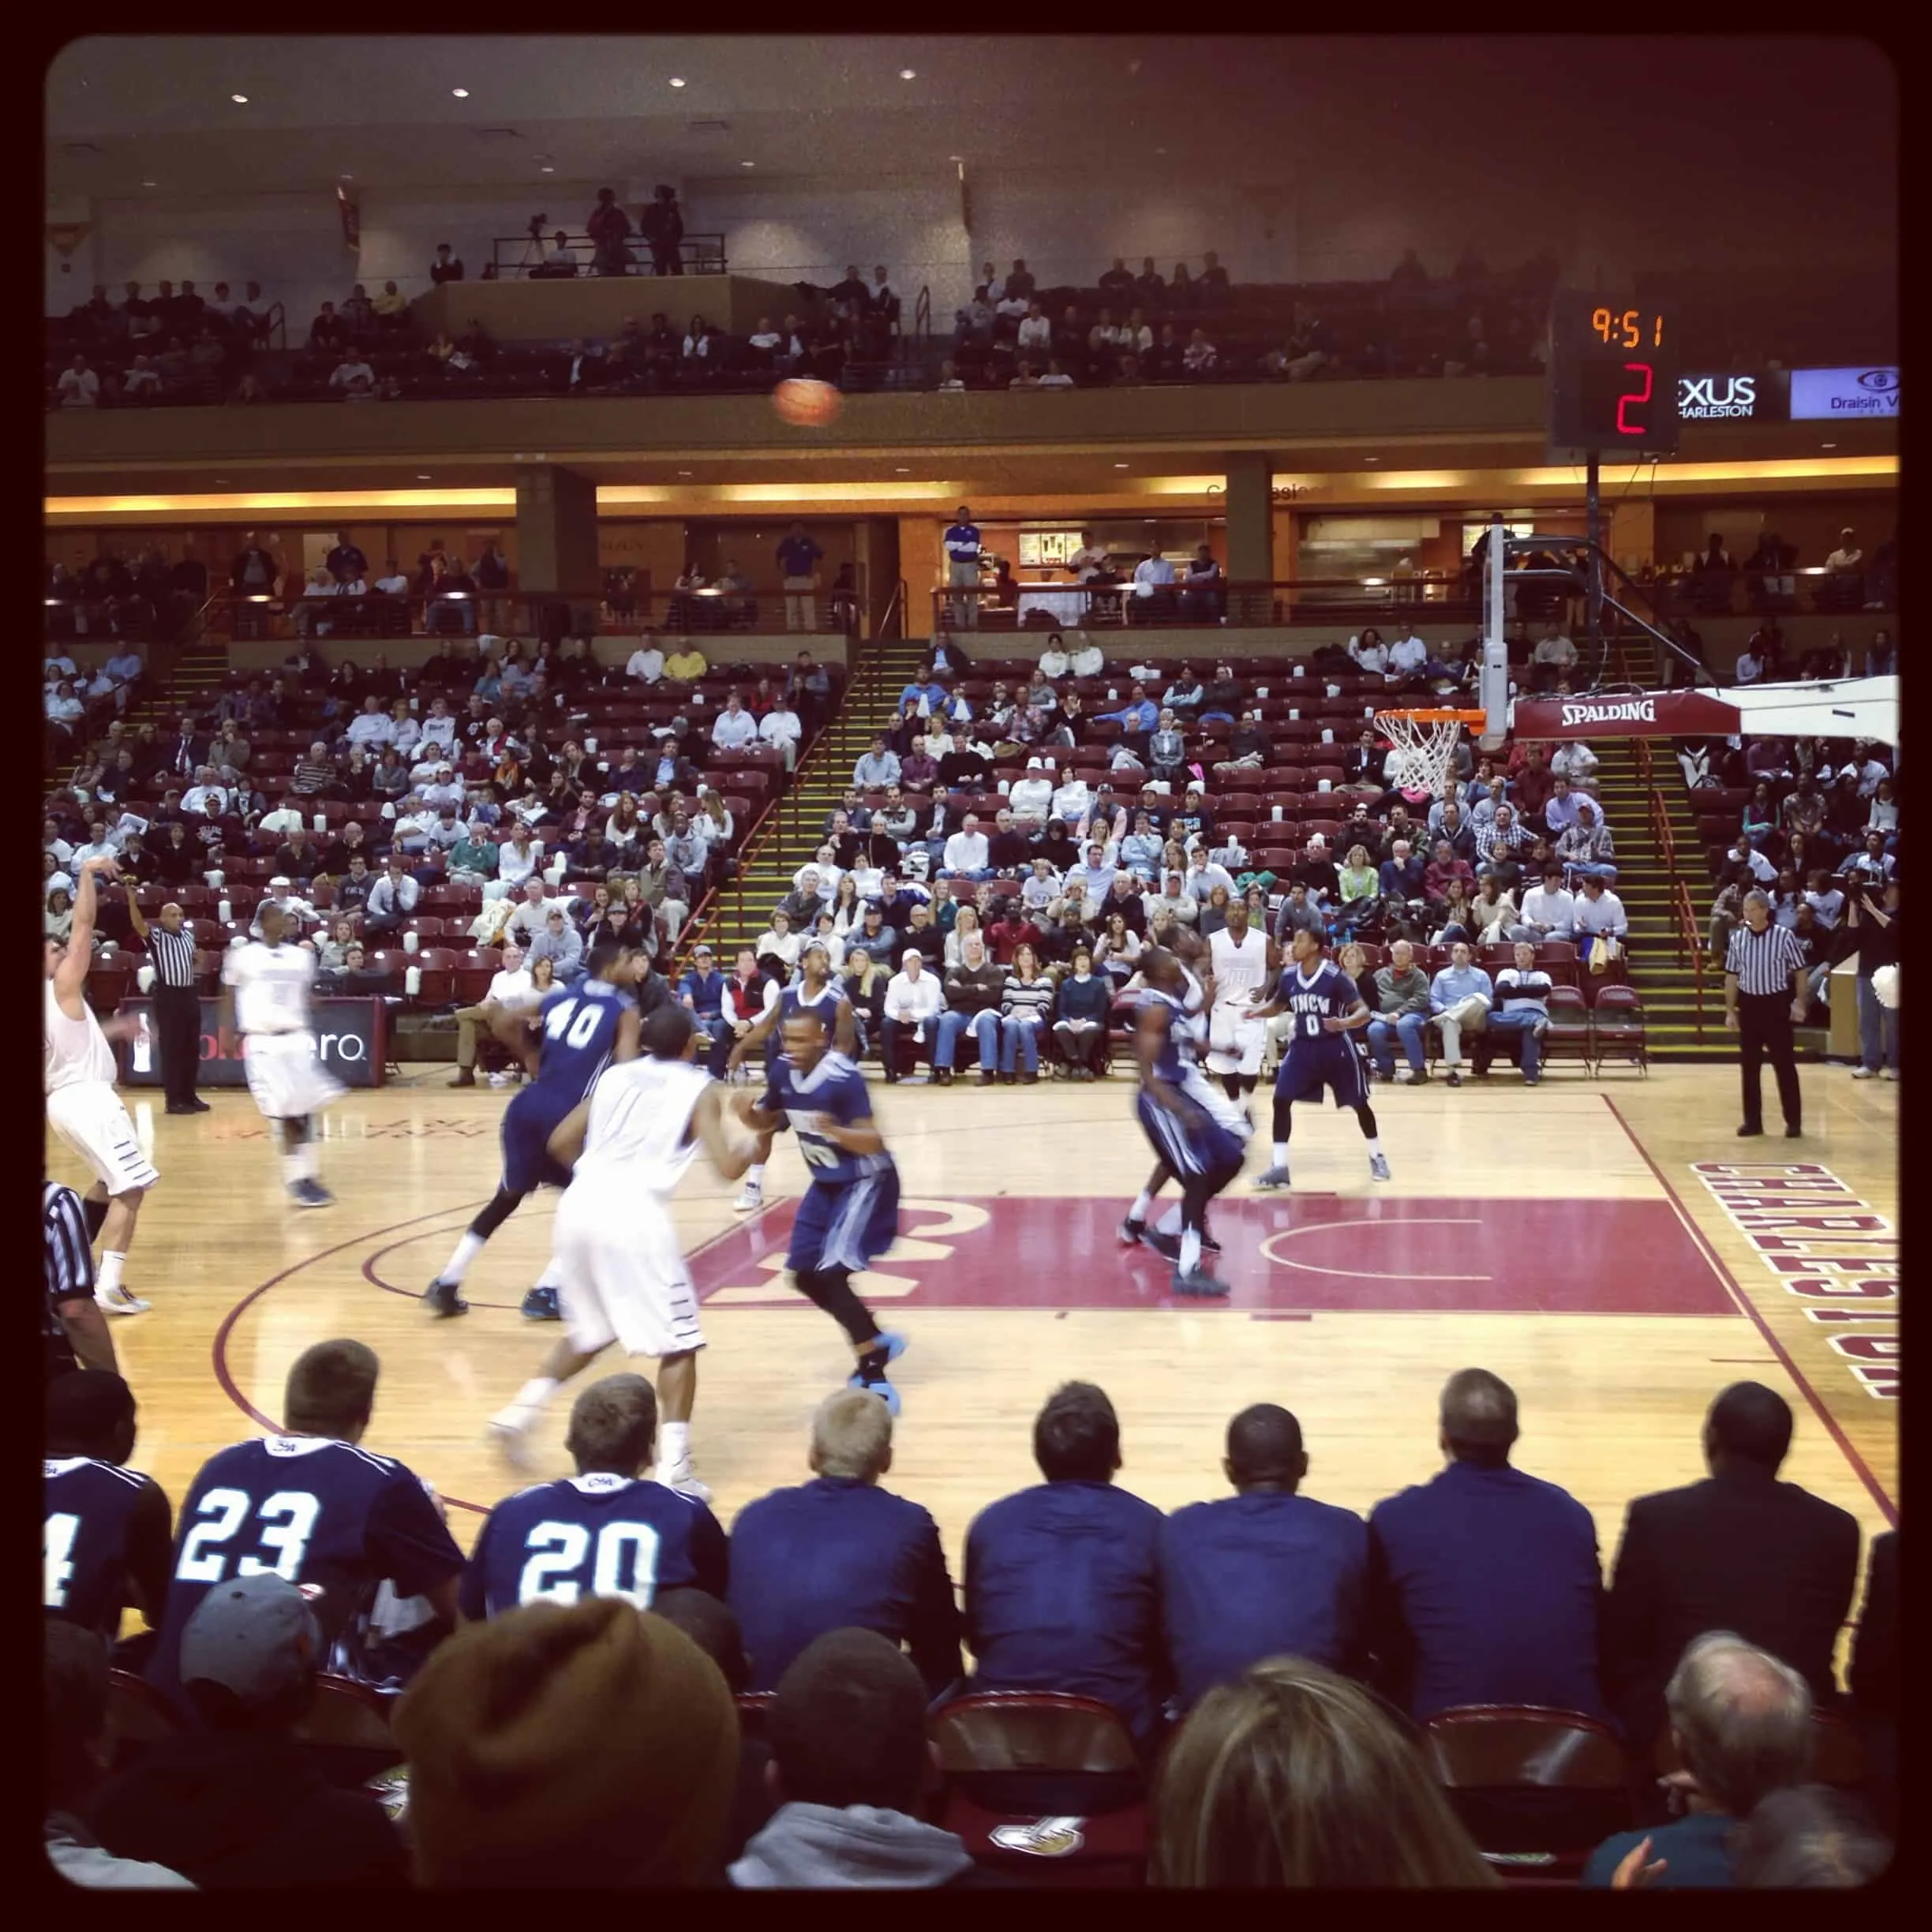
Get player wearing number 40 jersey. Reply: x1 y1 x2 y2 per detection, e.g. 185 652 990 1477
462 1374 726 1619
426 944 643 1322
144 1340 464 1717
1249 927 1390 1191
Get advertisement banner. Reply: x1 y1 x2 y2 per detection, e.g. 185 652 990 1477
114 998 388 1088
1788 366 1900 420
1512 691 1743 739
1676 372 1768 421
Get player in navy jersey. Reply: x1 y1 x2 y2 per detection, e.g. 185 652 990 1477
1249 925 1390 1189
739 1009 908 1411
723 941 856 1215
1132 949 1249 1296
146 1339 464 1713
462 1373 726 1619
43 1371 173 1657
426 943 641 1321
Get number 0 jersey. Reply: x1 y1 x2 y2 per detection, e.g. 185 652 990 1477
1274 960 1364 1047
459 1472 728 1620
146 1434 465 1712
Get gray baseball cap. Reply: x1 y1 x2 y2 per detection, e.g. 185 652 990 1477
178 1571 322 1706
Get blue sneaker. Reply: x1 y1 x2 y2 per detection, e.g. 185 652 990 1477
425 1278 468 1319
850 1373 902 1416
1171 1267 1230 1298
521 1285 561 1321
1369 1153 1392 1182
1252 1166 1292 1191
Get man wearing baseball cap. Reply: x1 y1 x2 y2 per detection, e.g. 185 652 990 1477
88 1573 408 1888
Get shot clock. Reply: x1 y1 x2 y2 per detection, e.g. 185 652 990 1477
1548 294 1680 454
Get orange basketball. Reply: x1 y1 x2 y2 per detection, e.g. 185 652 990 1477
771 376 842 427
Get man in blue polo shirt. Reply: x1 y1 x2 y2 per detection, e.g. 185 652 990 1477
1159 1404 1367 1709
776 522 823 634
964 1382 1165 1748
1365 1368 1608 1724
1098 681 1160 757
678 942 730 1070
898 662 949 717
943 504 983 628
729 1389 962 1696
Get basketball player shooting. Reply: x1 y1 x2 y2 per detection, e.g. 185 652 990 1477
1249 926 1390 1191
43 854 157 1316
487 1005 757 1500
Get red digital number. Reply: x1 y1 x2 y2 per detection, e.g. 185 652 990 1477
1616 361 1653 436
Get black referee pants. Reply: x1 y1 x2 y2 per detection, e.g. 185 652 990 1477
155 983 202 1106
1738 990 1801 1133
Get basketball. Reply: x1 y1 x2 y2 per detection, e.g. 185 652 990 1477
771 377 841 427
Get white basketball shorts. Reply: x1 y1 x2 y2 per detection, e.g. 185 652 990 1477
552 1188 708 1361
46 1080 159 1196
1204 1003 1267 1077
242 1031 346 1120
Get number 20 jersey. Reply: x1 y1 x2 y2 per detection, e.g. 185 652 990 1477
459 1473 728 1621
145 1435 465 1713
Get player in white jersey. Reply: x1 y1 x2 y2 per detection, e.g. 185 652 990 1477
219 901 344 1208
488 1003 758 1500
1202 898 1275 1105
44 855 155 1316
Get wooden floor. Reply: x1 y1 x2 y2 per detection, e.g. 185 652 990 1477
54 1060 1898 1660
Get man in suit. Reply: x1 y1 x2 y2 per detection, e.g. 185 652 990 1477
160 714 212 785
1849 1530 1897 1833
728 1391 962 1698
964 1382 1166 1751
1159 1404 1366 1709
1366 1368 1608 1723
1601 1382 1860 1756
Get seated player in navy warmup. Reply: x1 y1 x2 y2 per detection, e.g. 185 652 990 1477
146 1339 465 1712
1159 1403 1368 1709
43 1370 174 1663
738 1009 907 1412
1249 923 1390 1189
964 1381 1167 1751
728 1389 963 1695
425 942 642 1322
1130 946 1250 1297
1365 1368 1608 1724
460 1373 726 1619
724 940 856 1217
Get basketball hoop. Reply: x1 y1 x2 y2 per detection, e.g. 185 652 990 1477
1377 709 1486 801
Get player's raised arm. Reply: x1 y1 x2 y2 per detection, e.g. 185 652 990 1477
122 878 151 942
57 856 115 1002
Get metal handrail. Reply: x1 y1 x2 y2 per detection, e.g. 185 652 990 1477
485 230 728 279
927 577 1483 633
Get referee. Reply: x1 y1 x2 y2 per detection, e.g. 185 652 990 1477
1724 889 1807 1137
45 1178 116 1380
124 884 208 1115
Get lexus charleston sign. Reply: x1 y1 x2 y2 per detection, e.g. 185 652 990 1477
1789 366 1900 420
1677 373 1761 421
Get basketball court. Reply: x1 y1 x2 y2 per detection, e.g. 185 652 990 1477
53 1058 1897 1666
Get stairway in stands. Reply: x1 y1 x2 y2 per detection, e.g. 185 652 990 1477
691 634 932 961
129 625 230 733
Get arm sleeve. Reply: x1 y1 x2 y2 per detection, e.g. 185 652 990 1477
367 1470 468 1598
126 1478 177 1627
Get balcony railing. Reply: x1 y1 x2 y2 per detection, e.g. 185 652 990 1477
927 575 1503 635
485 230 728 279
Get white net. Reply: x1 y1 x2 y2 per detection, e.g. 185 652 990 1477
1378 713 1466 801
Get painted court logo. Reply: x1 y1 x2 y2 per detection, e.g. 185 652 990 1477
1692 1163 1897 1400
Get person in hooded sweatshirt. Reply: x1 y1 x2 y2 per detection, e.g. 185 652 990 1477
88 1572 408 1888
730 1628 1015 1889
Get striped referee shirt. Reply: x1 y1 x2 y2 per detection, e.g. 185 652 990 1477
1725 920 1808 995
146 922 198 989
44 1180 95 1331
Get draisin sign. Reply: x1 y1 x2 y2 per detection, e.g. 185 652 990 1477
1677 373 1761 421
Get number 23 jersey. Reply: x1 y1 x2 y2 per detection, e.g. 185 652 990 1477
459 1473 728 1620
146 1435 465 1711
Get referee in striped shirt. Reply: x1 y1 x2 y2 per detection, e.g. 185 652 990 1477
124 884 208 1114
45 1179 116 1380
1724 889 1808 1137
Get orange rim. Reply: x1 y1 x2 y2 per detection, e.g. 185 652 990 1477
1376 709 1488 725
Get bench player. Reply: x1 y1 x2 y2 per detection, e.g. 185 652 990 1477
1132 948 1249 1297
426 942 642 1321
219 901 345 1208
1249 926 1391 1191
487 1004 758 1500
44 854 155 1315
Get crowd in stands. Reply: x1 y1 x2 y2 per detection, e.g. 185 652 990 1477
44 1355 1896 1888
41 627 841 1028
702 637 1628 1088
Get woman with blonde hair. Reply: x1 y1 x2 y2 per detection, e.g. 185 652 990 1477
943 902 982 970
1336 843 1380 936
696 786 735 851
1151 1656 1497 1888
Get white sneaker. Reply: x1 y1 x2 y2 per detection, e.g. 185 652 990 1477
1852 1066 1876 1080
487 1410 537 1472
488 1069 511 1088
658 1466 713 1503
1881 1068 1900 1082
1395 1069 1417 1084
96 1286 152 1316
732 1181 763 1215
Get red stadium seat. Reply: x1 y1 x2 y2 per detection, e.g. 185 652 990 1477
414 947 459 1006
1541 985 1593 1074
293 1675 402 1789
1589 983 1648 1076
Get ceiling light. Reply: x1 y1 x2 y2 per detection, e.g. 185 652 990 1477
230 92 249 103
1821 441 1837 449
740 159 755 168
668 76 686 87
1114 462 1129 470
949 155 963 163
417 473 432 480
451 87 470 98
540 164 554 174
895 466 910 474
900 68 916 80
140 179 157 188
1365 456 1379 463
678 470 693 477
